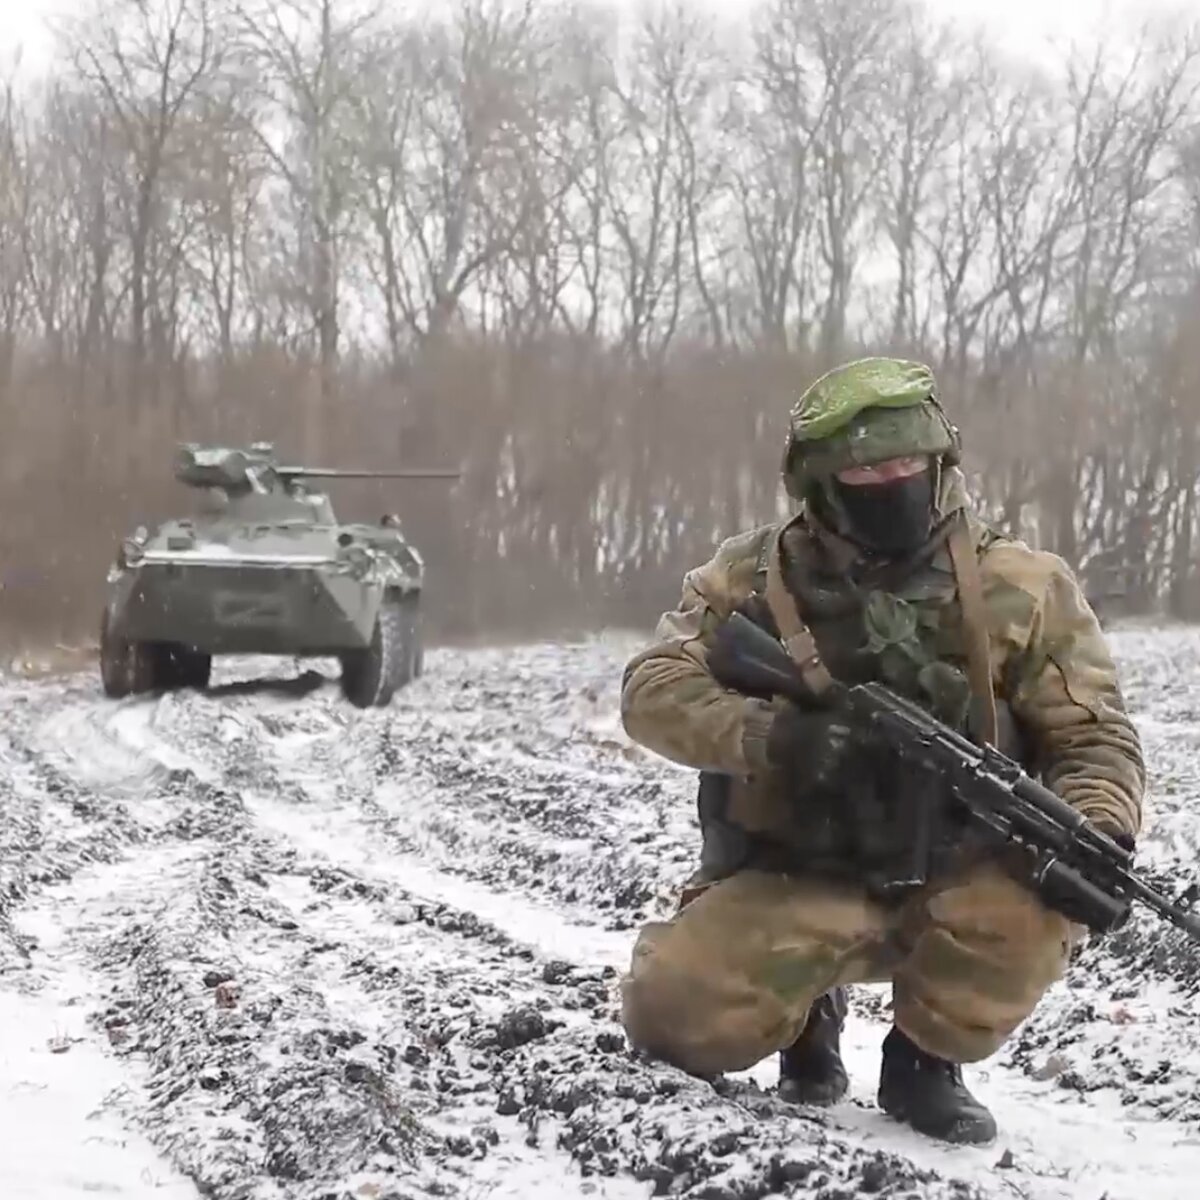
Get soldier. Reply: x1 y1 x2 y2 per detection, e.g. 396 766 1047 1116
618 358 1144 1144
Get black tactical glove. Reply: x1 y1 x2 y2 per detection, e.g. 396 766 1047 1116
743 700 856 792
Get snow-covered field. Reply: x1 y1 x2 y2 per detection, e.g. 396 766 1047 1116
1 625 1199 1200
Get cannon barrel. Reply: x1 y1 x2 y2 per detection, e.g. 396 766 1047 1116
276 467 461 479
172 444 461 492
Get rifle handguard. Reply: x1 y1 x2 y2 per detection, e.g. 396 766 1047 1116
1031 856 1131 933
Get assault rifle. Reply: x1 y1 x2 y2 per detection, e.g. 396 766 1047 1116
706 611 1200 942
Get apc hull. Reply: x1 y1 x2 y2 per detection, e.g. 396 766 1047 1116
105 556 393 655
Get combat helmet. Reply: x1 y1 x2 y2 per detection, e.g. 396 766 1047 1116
781 357 961 502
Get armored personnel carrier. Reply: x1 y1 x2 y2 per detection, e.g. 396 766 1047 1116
100 442 459 707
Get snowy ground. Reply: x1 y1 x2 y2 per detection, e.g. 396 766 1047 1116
1 625 1199 1200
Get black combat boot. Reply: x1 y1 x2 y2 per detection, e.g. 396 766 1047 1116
877 1026 997 1144
778 988 849 1106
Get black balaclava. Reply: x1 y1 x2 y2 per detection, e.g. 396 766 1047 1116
828 466 936 557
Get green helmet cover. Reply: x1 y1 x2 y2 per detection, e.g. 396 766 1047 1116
782 357 960 499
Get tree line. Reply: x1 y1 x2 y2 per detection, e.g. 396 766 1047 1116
2 0 1200 652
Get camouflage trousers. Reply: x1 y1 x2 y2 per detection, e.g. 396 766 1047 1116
620 860 1075 1075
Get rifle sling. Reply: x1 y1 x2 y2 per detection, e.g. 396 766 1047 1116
946 511 999 747
763 525 835 697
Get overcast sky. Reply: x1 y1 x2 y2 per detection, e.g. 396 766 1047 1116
4 0 1190 78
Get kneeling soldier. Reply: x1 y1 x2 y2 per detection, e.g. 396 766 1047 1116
618 358 1144 1144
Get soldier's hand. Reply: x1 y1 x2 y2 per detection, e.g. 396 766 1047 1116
743 701 856 792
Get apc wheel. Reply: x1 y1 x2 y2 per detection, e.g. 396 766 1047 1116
100 610 132 697
100 610 159 697
391 594 422 689
162 644 212 690
340 600 402 709
185 650 213 689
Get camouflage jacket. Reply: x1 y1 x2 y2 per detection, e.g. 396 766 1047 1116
621 486 1145 847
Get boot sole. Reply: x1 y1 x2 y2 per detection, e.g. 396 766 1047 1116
878 1094 997 1145
778 1077 850 1107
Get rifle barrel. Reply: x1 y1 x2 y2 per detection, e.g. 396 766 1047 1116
1118 870 1200 939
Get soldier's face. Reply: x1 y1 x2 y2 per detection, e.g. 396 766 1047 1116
835 455 929 487
828 454 936 555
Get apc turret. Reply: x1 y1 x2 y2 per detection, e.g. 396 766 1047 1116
100 442 460 707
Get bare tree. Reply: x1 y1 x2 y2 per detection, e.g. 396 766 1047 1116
235 0 377 403
0 78 28 391
792 0 898 357
875 10 962 346
19 86 124 369
475 3 612 347
65 0 221 369
178 68 265 361
350 0 543 358
728 0 896 355
723 31 814 350
601 1 722 362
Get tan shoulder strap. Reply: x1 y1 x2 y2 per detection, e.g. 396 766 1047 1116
946 512 998 747
763 525 836 697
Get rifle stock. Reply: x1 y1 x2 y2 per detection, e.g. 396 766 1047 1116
707 612 841 708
